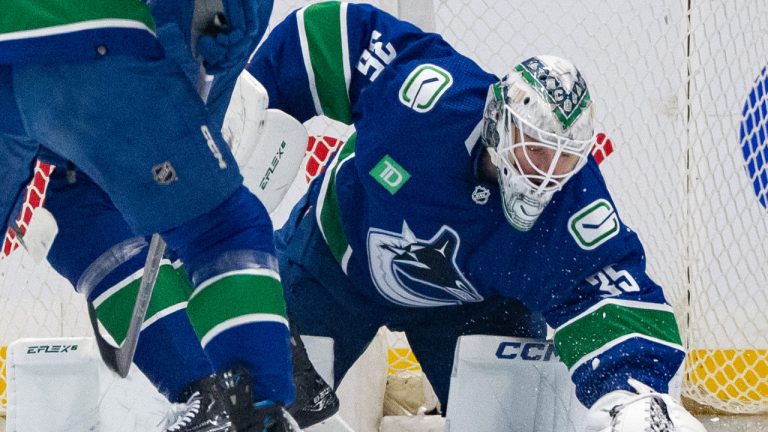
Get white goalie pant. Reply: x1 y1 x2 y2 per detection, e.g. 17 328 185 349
446 335 589 432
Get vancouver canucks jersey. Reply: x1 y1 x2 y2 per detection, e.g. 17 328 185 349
247 1 684 407
0 0 161 63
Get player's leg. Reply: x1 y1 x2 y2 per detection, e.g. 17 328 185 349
12 56 295 430
394 298 547 408
40 159 219 396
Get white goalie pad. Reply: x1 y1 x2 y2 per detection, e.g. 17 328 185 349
445 335 588 432
222 71 309 213
5 337 168 432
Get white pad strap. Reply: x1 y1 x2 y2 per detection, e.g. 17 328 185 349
17 207 58 263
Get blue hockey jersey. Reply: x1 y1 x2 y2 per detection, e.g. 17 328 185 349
246 1 684 407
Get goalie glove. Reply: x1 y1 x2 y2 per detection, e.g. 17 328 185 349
584 379 707 432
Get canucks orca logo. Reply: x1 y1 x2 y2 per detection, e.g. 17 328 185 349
367 222 483 307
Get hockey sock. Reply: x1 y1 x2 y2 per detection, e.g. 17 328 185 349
90 260 214 401
186 265 294 405
162 185 295 405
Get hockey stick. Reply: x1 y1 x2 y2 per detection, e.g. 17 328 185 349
87 233 166 377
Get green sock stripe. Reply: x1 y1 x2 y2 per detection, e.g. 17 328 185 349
4 0 155 33
95 264 189 344
186 274 287 341
302 1 352 123
317 133 357 263
554 302 682 368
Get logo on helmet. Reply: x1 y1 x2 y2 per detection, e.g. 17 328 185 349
515 57 591 130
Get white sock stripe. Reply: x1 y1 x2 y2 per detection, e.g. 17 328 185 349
142 302 187 331
200 314 289 348
191 268 281 301
340 2 352 103
91 259 173 308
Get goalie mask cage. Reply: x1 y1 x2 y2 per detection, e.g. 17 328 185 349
0 0 767 418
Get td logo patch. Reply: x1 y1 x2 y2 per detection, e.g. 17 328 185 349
568 199 620 250
370 155 410 194
399 64 452 113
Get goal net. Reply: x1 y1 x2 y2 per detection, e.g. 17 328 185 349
1 0 766 418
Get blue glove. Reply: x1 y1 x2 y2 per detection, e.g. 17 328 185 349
197 0 273 74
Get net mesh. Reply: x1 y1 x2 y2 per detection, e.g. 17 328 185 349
1 0 767 417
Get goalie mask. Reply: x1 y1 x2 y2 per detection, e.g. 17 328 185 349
481 55 595 231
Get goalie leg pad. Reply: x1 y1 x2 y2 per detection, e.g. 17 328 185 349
446 335 590 432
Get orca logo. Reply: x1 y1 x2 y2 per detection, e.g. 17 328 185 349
367 222 483 307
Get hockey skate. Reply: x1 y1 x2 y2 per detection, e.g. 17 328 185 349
287 329 340 428
217 367 301 432
162 374 234 432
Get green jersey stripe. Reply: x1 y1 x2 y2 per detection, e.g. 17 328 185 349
200 314 289 348
94 264 189 344
316 133 357 267
299 2 352 123
554 301 682 368
186 274 287 340
1 1 155 34
556 298 674 330
566 333 685 373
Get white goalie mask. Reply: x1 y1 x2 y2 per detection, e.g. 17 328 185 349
481 55 595 231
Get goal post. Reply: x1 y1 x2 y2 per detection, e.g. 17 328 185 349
0 0 767 419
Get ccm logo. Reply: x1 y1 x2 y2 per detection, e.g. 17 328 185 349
495 341 558 361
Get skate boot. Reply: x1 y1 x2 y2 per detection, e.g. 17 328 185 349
162 374 234 432
287 329 340 428
217 366 301 432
